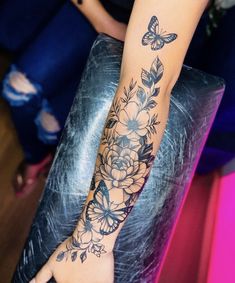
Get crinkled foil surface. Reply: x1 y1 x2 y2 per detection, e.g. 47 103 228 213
13 34 224 283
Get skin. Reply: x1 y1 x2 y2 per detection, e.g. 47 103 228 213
30 0 209 282
71 0 127 41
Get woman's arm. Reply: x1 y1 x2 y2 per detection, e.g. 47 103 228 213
32 0 208 282
70 0 209 253
71 0 127 41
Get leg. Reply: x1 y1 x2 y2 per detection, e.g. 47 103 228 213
15 2 97 97
2 1 97 158
1 2 97 194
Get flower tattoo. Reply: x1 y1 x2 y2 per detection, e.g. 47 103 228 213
115 102 150 141
57 56 164 264
76 218 103 247
57 17 177 263
96 145 147 194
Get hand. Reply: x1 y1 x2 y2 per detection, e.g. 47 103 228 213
97 19 127 42
30 236 114 283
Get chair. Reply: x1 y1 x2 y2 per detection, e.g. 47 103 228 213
13 34 225 283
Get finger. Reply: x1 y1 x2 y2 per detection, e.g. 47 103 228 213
30 263 53 283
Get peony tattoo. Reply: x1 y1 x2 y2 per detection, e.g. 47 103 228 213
55 15 178 264
57 55 165 263
56 15 178 264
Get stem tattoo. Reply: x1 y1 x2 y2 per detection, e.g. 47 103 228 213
56 16 177 264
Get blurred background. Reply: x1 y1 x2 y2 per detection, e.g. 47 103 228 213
0 0 234 282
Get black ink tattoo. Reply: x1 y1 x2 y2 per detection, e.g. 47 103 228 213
142 16 177 50
57 16 177 263
86 181 132 235
77 0 83 4
57 18 177 262
56 56 164 263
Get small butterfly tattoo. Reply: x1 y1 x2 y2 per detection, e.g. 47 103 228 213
142 16 177 51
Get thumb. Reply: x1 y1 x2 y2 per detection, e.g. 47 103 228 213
29 263 53 283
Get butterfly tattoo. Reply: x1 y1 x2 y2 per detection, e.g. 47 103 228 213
142 16 177 51
86 181 132 235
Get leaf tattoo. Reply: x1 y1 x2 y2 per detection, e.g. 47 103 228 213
141 57 164 90
57 54 165 263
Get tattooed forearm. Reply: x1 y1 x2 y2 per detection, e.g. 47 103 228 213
56 57 163 263
56 16 177 264
142 16 177 50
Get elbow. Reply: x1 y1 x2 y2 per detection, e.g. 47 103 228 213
165 67 181 96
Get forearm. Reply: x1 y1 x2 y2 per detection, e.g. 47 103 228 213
62 0 208 262
73 78 171 254
71 0 116 32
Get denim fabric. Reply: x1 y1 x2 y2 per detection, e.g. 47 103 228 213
2 65 42 107
0 0 65 52
34 99 60 145
10 100 52 163
2 1 97 163
16 2 97 98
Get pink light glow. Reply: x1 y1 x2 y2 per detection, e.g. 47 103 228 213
207 172 235 283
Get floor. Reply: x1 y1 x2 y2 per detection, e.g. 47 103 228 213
0 52 45 283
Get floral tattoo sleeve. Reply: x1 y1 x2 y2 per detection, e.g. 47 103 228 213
56 16 177 264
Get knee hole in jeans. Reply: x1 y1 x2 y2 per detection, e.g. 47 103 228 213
2 65 41 106
35 100 61 144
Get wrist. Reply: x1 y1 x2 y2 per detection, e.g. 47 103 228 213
73 219 116 254
94 16 116 34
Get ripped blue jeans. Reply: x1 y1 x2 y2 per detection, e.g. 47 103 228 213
1 1 97 163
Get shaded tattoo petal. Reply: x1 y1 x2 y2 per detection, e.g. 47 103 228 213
75 218 103 247
57 54 165 264
96 145 147 194
115 102 149 141
80 230 92 244
138 111 150 127
124 177 145 194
